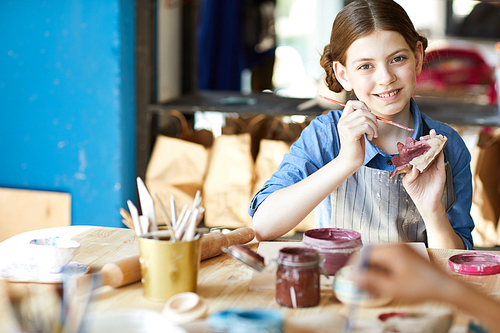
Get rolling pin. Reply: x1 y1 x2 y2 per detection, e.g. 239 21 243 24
98 227 256 288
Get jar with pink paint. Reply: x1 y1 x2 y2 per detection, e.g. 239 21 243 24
302 228 362 276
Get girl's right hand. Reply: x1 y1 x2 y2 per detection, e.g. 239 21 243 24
336 100 379 168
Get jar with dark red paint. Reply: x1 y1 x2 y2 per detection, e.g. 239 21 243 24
275 247 321 308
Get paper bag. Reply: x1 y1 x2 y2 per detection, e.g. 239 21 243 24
146 135 208 225
253 139 315 234
471 128 500 247
203 133 254 228
159 109 214 148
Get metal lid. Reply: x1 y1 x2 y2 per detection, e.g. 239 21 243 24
222 245 266 272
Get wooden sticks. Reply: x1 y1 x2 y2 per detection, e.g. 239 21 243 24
121 190 204 242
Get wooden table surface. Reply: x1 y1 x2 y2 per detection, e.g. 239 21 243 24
2 226 500 331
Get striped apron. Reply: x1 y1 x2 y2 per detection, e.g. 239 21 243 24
329 163 456 244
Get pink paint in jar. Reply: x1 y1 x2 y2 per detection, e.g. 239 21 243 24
302 228 362 275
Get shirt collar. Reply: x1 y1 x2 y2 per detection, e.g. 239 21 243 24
363 98 423 165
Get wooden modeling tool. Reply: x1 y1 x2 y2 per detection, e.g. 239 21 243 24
136 177 158 234
319 95 416 132
152 192 177 241
119 208 134 230
127 200 142 236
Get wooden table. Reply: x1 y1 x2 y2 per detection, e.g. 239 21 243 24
2 226 500 332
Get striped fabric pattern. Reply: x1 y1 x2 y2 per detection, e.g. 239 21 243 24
330 163 455 244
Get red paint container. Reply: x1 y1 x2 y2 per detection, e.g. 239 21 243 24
275 247 321 308
448 252 500 275
302 228 362 275
223 245 321 308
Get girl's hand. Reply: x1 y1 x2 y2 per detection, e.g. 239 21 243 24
337 100 378 168
402 130 446 214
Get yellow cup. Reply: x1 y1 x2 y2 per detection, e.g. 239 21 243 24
138 237 201 302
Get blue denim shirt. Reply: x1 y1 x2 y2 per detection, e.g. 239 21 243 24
249 99 475 249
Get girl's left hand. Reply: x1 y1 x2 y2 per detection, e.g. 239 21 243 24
402 130 446 214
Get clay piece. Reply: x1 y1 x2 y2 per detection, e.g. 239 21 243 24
390 134 448 178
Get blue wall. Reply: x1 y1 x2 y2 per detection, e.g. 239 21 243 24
0 0 136 227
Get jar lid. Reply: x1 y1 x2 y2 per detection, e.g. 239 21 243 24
230 309 284 330
277 247 320 267
448 252 500 275
208 309 244 332
222 245 266 272
302 228 362 250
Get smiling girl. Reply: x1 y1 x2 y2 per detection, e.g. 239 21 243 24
249 0 474 249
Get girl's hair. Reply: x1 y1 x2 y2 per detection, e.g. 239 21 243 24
320 0 428 93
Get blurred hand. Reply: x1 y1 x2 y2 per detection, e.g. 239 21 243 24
357 244 453 303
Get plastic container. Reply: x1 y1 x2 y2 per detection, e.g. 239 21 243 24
29 237 81 273
448 252 500 275
302 228 362 275
334 265 391 307
275 247 321 308
209 309 243 333
208 309 284 333
228 309 284 333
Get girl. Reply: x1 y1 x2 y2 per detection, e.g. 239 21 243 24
249 0 474 249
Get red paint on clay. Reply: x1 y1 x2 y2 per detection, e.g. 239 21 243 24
448 252 500 275
390 137 431 177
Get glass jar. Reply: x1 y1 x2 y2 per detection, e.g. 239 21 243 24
302 228 362 276
275 247 320 308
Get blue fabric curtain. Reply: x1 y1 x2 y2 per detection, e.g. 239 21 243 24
197 0 245 91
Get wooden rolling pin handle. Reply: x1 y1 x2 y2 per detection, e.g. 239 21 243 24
200 227 255 261
100 255 141 288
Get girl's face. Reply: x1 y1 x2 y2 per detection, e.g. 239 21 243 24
333 30 424 118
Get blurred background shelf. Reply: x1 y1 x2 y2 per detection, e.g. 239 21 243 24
148 90 325 117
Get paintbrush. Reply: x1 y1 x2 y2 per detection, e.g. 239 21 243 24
340 244 372 333
319 95 416 132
